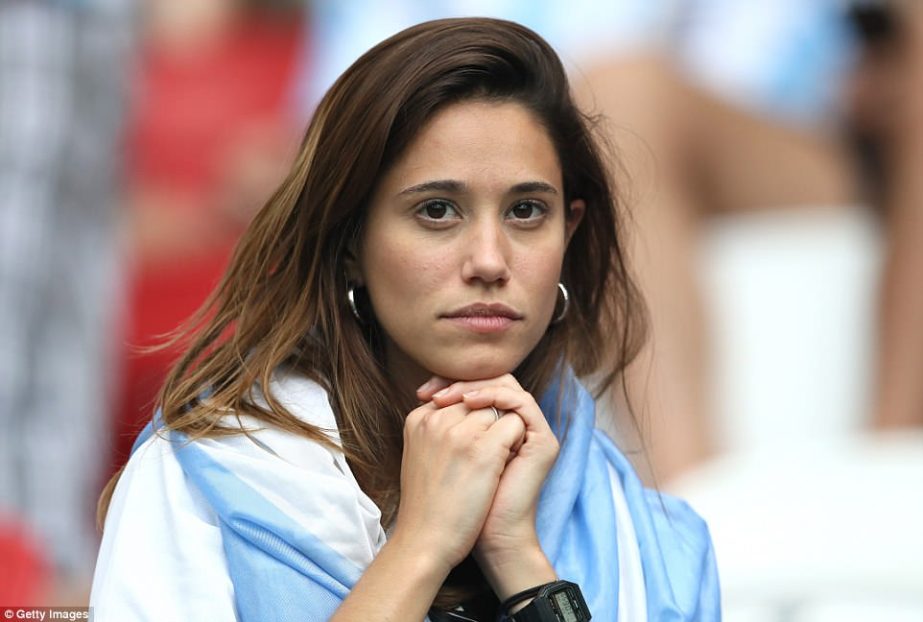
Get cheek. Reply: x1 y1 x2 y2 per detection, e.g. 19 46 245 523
512 247 566 313
362 235 452 309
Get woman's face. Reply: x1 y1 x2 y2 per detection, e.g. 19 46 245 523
356 100 584 391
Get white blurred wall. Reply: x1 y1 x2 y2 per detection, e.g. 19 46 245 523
673 206 923 621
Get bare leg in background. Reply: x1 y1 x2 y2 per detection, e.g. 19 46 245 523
575 54 859 484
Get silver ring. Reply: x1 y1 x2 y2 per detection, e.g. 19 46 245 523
489 406 501 423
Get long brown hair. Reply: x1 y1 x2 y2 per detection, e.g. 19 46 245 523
100 16 645 609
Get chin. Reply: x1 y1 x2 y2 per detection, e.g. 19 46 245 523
431 353 523 382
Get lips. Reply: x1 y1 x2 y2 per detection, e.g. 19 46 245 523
442 302 523 320
441 303 523 334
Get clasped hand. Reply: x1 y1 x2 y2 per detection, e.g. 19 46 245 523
393 373 559 578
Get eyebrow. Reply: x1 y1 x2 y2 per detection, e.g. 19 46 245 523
397 179 559 196
398 180 466 196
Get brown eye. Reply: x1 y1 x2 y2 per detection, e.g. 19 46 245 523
418 200 458 221
508 201 546 221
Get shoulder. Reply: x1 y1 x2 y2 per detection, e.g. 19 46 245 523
641 489 715 570
641 489 721 619
257 367 339 430
592 430 720 617
91 427 236 620
185 369 386 599
593 428 713 548
166 369 381 538
233 368 347 472
601 428 715 556
93 371 386 617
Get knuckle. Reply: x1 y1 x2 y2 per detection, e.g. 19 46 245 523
415 410 437 433
404 408 422 429
502 387 527 407
445 425 469 448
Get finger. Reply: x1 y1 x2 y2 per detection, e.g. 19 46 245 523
416 376 453 402
404 400 438 428
430 373 522 407
451 405 528 462
461 386 550 435
405 401 468 435
456 406 503 431
468 389 557 470
483 410 527 453
452 406 526 450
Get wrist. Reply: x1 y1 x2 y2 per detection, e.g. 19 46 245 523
330 531 452 622
386 527 456 583
475 524 541 571
474 541 556 602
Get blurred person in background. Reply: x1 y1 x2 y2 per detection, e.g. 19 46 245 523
110 0 304 472
600 0 923 480
579 0 866 482
848 0 923 431
0 0 134 605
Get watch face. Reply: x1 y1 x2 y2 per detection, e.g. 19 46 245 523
551 589 578 622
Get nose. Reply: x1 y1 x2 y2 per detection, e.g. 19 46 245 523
460 219 511 285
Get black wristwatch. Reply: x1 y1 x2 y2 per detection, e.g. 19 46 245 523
500 581 591 622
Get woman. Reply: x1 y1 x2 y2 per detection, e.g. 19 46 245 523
91 18 719 621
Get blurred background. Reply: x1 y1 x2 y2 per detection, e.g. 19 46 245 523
1 1 921 620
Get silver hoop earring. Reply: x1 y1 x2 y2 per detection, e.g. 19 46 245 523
347 285 364 322
552 282 570 324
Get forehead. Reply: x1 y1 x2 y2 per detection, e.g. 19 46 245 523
377 100 563 194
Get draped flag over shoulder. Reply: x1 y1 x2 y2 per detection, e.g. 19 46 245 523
131 369 720 621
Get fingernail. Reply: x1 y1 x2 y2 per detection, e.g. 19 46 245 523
433 387 450 397
417 379 437 393
462 390 480 398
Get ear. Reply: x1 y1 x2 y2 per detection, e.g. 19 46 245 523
564 199 586 246
343 235 364 284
